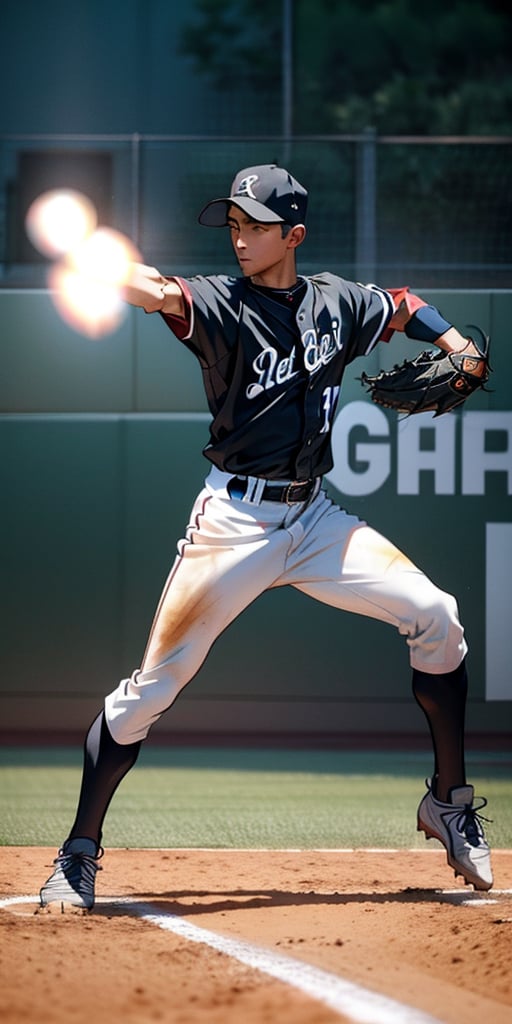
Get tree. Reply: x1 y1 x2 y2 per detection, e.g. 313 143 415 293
180 0 512 135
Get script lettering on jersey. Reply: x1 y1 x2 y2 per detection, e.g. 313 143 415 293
245 319 343 400
246 346 299 399
302 319 343 374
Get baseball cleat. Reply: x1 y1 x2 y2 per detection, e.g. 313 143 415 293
417 778 493 891
39 838 103 910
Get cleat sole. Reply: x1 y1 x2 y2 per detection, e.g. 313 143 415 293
39 898 91 914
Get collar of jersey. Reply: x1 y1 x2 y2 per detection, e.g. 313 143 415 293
249 277 307 306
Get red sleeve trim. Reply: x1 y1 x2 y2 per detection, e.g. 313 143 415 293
379 287 428 342
159 277 193 340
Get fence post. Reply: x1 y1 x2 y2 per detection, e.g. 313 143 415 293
281 0 293 165
130 132 141 250
355 127 377 283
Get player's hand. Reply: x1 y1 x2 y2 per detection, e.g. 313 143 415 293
121 263 169 312
122 264 186 318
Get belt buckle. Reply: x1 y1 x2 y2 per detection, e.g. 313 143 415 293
285 480 307 503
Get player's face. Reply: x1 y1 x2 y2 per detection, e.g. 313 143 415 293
227 207 293 283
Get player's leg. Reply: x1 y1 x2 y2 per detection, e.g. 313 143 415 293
302 518 469 799
67 710 141 847
39 710 140 909
104 491 294 745
40 480 294 907
278 493 492 889
411 662 467 800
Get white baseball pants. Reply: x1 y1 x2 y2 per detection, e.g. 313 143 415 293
105 466 467 744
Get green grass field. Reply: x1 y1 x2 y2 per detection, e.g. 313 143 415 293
1 746 510 850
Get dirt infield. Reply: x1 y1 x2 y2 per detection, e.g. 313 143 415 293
1 846 511 1024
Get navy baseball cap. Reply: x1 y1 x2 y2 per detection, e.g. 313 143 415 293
198 164 308 227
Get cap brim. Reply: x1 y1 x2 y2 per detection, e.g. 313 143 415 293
198 196 284 227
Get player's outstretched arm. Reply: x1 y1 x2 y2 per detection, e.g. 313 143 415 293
122 262 185 317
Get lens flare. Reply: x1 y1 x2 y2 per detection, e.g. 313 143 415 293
68 227 137 286
49 228 141 338
26 190 140 338
25 189 97 258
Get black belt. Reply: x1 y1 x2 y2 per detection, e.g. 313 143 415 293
227 476 318 504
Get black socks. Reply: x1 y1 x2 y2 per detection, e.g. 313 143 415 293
68 710 141 848
412 659 468 803
64 662 469 846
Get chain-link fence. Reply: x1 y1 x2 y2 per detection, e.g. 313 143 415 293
1 133 511 289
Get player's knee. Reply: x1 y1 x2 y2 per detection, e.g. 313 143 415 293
404 582 467 672
104 659 189 744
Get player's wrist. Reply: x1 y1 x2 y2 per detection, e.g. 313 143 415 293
120 263 169 312
404 305 452 344
434 327 477 355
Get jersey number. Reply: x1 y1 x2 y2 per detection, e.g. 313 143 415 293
320 386 340 433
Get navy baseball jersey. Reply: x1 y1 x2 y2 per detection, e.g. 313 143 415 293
161 272 394 480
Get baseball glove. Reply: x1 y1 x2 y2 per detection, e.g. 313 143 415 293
360 326 491 416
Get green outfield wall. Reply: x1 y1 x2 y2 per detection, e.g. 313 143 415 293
1 289 511 740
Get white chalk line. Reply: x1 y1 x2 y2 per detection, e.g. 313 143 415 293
2 888 511 914
106 847 512 854
0 894 441 1024
129 900 443 1024
2 887 512 1020
5 891 512 1023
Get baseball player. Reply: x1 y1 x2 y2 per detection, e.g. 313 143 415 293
40 164 493 910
